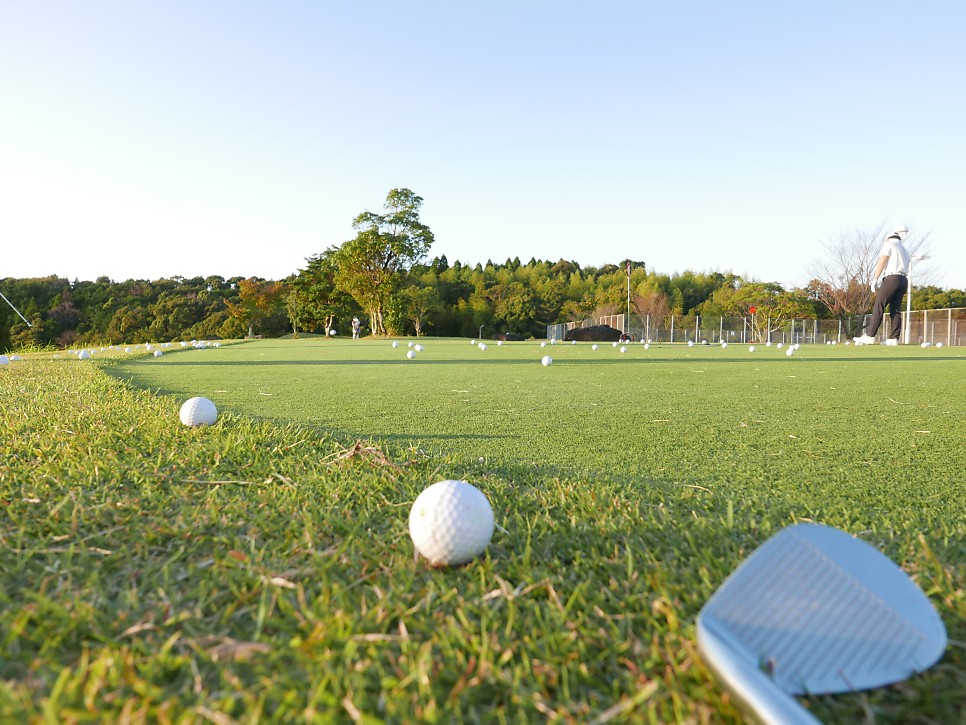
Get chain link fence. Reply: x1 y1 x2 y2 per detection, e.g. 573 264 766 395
548 308 965 346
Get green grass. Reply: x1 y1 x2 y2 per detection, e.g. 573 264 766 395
1 339 964 723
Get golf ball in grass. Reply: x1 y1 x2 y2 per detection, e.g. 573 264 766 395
786 348 794 357
721 342 728 349
392 341 399 348
0 355 8 366
414 344 424 352
478 343 487 350
78 350 91 360
406 350 416 359
409 480 494 566
180 397 218 426
620 346 627 353
541 355 553 366
748 345 755 352
592 344 599 351
153 350 163 357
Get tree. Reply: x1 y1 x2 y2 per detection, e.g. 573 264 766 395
226 278 285 338
400 284 441 337
698 281 815 342
289 248 357 335
333 189 435 336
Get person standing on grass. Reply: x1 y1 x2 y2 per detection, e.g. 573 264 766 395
854 225 911 346
352 316 361 339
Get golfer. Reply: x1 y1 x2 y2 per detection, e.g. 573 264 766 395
351 316 361 339
854 225 911 346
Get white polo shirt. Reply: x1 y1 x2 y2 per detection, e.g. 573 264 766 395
879 235 911 277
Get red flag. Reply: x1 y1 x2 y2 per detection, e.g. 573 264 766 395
749 306 757 315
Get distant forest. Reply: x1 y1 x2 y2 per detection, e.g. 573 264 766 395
2 257 964 352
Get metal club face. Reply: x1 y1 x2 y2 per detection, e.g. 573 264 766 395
698 523 947 724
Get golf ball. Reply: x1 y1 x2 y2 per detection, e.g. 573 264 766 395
936 342 944 348
541 355 553 366
392 341 399 348
179 397 218 427
406 350 416 359
644 343 650 350
620 346 627 353
414 344 424 352
409 480 494 566
592 344 599 351
786 348 794 357
478 343 487 351
0 355 8 366
721 342 728 349
78 350 91 360
153 350 163 358
748 345 755 352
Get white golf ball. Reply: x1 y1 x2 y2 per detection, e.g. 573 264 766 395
0 355 8 366
180 397 218 427
478 343 487 351
392 341 399 348
748 345 755 352
721 342 728 349
613 341 619 348
408 341 414 347
592 344 599 351
766 341 772 347
936 342 944 348
644 343 650 350
571 340 576 345
414 344 424 352
470 340 476 345
786 348 794 357
498 340 503 346
78 350 91 360
153 350 163 357
541 342 546 347
620 346 627 353
920 342 929 348
688 341 694 348
541 355 553 366
406 350 416 359
409 480 494 566
777 343 783 349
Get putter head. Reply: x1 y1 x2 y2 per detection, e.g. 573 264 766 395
698 523 946 724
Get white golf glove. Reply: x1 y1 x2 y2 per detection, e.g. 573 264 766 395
870 281 877 294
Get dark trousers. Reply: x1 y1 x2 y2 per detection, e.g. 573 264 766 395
866 274 908 339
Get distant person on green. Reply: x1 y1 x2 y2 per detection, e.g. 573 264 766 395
352 316 361 339
854 225 911 346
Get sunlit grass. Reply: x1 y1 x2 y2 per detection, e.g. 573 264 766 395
2 341 964 723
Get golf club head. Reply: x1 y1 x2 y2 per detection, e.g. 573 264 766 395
697 523 946 725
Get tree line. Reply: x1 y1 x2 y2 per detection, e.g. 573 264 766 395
2 189 964 352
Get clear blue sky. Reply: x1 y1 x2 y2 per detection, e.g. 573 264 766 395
2 1 964 288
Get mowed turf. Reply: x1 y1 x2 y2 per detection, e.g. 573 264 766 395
1 339 964 723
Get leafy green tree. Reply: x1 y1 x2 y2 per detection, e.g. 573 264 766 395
400 284 442 336
333 188 434 335
289 248 357 335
